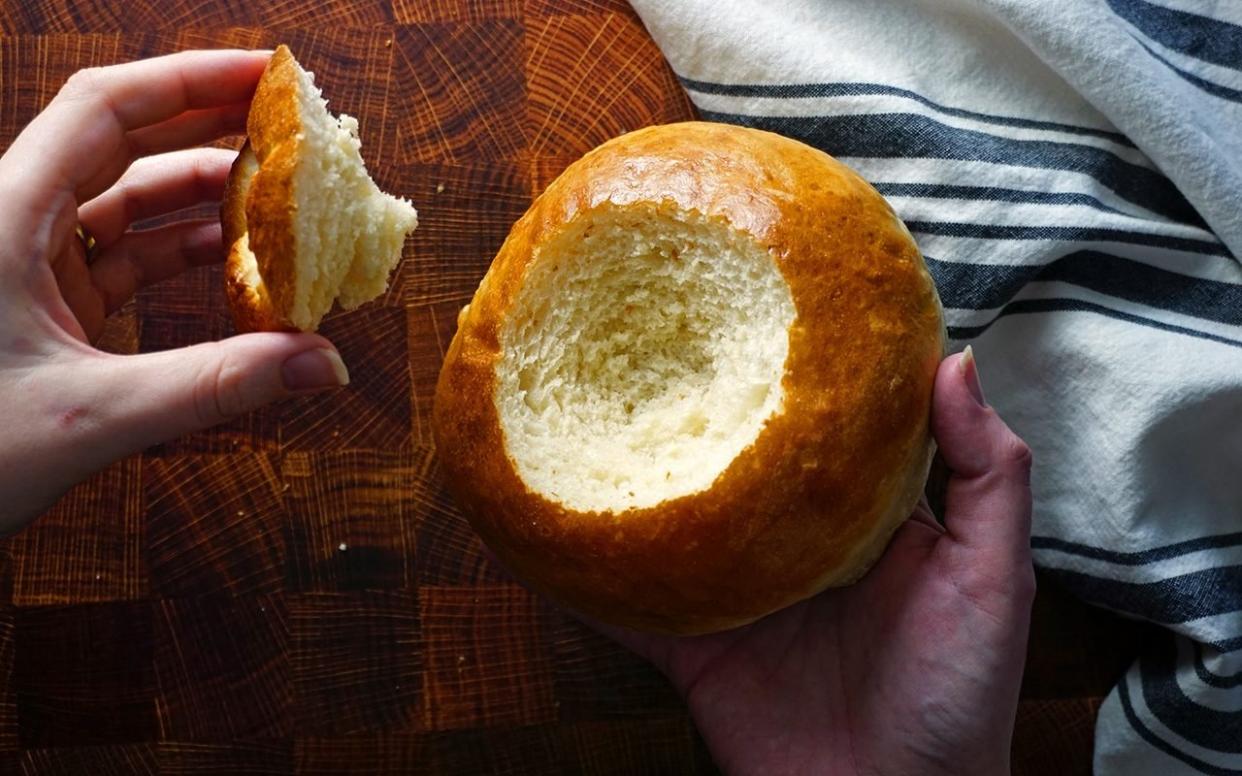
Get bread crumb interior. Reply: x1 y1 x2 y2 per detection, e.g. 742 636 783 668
287 63 417 330
496 204 796 512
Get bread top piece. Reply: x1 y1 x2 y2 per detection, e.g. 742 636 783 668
222 45 418 332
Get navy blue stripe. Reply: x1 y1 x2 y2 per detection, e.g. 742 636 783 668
929 251 1242 327
1108 0 1242 70
909 221 1228 256
1041 565 1242 625
1195 641 1242 689
1119 674 1242 775
1135 37 1242 102
679 77 1137 146
1218 636 1242 651
696 110 1203 225
1030 532 1242 565
946 298 1242 350
873 182 1135 217
1142 636 1242 753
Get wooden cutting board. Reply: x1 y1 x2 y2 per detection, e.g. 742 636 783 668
0 0 1159 772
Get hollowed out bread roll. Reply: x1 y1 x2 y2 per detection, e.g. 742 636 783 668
433 122 945 635
222 45 418 332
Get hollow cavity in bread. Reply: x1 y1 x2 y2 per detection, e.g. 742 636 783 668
495 203 796 512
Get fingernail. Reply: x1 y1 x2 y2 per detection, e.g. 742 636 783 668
959 345 986 406
282 348 350 392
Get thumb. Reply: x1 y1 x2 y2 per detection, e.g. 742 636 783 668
84 332 348 456
932 347 1033 560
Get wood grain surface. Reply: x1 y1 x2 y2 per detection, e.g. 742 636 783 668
0 0 1160 773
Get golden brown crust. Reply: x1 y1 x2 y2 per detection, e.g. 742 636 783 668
224 249 290 334
222 142 288 333
432 122 946 635
220 45 303 332
224 252 286 333
244 45 302 324
220 140 252 252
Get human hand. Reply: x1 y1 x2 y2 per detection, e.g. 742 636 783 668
0 50 350 533
594 350 1035 776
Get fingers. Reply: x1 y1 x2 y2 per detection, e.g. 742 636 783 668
932 348 1033 559
5 49 268 204
88 220 223 315
127 102 250 158
81 333 349 459
78 148 236 247
57 49 269 129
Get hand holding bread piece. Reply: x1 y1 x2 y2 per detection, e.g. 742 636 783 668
222 45 418 332
433 122 946 635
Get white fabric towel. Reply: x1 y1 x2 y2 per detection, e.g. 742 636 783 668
627 0 1242 772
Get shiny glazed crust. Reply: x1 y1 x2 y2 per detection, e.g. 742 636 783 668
220 45 305 332
432 122 946 635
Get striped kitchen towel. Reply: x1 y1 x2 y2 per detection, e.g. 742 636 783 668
626 0 1242 772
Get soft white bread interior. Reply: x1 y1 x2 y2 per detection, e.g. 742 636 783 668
222 45 418 332
497 204 795 512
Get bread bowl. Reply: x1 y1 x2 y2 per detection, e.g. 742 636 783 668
222 45 418 332
433 121 945 635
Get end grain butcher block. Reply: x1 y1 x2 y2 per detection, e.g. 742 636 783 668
0 0 1156 772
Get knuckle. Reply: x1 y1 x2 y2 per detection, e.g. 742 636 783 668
999 430 1033 473
192 347 249 426
61 67 105 99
